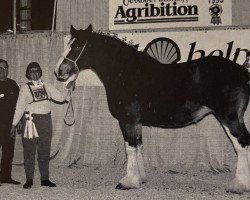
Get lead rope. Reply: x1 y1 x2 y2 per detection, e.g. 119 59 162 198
60 40 88 126
64 86 75 126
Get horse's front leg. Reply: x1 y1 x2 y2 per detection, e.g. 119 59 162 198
116 121 146 190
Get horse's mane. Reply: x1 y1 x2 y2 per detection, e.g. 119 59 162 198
87 30 160 67
91 30 139 51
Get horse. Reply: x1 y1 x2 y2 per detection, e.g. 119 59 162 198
55 24 250 194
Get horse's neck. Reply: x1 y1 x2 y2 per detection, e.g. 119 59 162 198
88 36 130 86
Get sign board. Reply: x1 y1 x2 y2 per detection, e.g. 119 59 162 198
118 29 250 65
109 0 232 30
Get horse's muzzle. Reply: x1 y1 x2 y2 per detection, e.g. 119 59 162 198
54 69 69 82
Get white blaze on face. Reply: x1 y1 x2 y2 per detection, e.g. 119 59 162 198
55 38 76 76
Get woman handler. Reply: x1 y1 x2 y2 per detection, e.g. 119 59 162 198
11 62 69 189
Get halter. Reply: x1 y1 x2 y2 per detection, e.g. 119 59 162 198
64 39 88 74
61 38 88 126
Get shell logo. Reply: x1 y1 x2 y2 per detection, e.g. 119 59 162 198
144 38 181 64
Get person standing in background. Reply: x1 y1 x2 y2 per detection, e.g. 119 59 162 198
11 62 69 189
0 59 21 185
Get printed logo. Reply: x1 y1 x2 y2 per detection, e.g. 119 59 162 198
144 38 249 65
209 4 223 25
114 1 199 25
144 38 181 64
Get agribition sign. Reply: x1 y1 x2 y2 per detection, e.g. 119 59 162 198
109 0 232 30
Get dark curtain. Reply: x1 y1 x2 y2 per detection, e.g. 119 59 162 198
0 0 13 32
31 0 54 30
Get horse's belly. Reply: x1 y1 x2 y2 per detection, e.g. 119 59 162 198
141 106 212 128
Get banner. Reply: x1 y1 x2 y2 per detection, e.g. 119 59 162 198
109 0 232 30
118 29 249 64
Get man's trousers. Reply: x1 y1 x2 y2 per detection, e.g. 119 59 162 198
0 123 15 180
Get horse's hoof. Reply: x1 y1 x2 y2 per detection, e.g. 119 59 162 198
226 181 245 194
115 183 131 190
226 189 244 195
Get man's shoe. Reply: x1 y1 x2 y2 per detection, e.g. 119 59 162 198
23 179 33 189
41 180 56 187
0 178 21 185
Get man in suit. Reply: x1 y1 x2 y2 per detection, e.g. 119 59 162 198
0 59 21 185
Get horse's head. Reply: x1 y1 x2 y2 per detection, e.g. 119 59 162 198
55 24 92 87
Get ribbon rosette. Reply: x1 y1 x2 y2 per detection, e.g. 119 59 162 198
23 112 39 139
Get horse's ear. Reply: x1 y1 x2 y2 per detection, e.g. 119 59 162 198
133 44 139 50
70 25 78 37
85 24 92 34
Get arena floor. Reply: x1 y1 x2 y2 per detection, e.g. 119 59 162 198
0 164 249 200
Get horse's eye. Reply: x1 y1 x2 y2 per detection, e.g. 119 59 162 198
74 45 81 50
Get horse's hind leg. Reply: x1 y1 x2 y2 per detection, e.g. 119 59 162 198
216 88 250 194
135 124 146 183
116 121 145 190
220 122 250 194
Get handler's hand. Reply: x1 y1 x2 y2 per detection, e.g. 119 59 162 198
10 125 16 139
16 121 22 134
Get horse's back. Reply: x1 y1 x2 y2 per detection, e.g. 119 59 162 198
138 56 249 100
135 56 250 128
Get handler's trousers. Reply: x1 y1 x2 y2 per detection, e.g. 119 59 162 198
0 124 15 180
22 113 52 181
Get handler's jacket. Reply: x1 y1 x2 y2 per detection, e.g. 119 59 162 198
12 81 67 126
0 78 19 128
